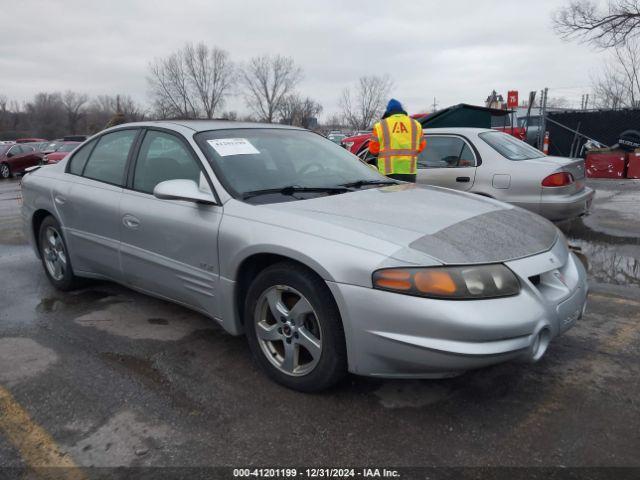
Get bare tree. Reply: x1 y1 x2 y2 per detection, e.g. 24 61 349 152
553 0 640 47
86 94 145 132
148 43 235 119
278 94 302 125
183 43 235 119
25 93 65 139
61 91 88 133
340 75 393 130
241 55 303 123
278 94 322 128
148 50 199 118
592 39 640 108
298 97 322 129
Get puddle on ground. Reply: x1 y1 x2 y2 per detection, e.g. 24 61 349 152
569 239 640 287
74 300 211 341
36 289 116 313
559 217 640 288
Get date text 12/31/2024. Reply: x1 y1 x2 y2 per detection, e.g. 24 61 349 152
233 468 400 478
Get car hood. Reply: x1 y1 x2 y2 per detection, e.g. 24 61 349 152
259 184 559 265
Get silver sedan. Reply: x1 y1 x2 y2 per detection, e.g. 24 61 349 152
21 121 588 391
359 128 595 222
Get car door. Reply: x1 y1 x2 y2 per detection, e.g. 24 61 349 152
6 145 24 172
18 145 40 171
416 135 478 191
58 129 140 281
119 128 223 317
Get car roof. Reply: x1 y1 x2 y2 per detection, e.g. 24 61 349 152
111 120 305 133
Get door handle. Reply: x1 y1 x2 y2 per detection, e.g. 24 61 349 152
456 176 471 183
122 214 140 229
54 195 66 205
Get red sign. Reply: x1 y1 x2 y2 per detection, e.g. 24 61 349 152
507 90 519 108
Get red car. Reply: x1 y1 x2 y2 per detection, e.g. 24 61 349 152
43 142 81 164
0 143 41 178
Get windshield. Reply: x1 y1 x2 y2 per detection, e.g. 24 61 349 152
58 143 79 152
195 128 385 202
0 145 9 154
479 131 544 160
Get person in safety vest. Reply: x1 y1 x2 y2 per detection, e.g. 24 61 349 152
369 99 426 182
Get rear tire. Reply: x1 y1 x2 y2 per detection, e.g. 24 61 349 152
38 216 82 291
244 261 348 392
0 163 10 179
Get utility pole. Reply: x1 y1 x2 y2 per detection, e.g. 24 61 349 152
431 97 438 112
537 87 548 150
584 93 589 110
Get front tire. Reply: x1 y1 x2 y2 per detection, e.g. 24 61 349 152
0 163 10 179
244 262 347 392
38 216 81 291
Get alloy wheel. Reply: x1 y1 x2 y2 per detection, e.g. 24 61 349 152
42 226 68 281
254 285 322 376
0 164 9 178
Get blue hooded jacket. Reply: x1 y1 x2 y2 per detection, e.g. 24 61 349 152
382 98 407 119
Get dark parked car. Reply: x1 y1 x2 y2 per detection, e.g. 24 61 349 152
0 143 41 178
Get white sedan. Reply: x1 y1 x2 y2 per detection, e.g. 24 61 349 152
360 128 595 222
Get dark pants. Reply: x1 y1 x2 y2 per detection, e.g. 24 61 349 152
388 173 416 183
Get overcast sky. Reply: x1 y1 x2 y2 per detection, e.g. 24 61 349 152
1 0 605 119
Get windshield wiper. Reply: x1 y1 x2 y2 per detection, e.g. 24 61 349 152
340 179 398 189
242 185 350 200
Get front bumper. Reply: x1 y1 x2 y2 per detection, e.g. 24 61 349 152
538 187 595 221
327 240 588 378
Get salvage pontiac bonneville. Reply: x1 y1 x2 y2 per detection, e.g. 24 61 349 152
21 121 588 391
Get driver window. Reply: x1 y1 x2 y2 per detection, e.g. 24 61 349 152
418 136 469 169
133 130 202 194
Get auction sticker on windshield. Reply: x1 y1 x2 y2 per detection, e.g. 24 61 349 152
207 138 260 156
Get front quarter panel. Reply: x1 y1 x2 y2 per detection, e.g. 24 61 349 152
21 166 61 255
215 199 442 336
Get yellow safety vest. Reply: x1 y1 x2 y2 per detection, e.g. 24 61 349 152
372 114 423 175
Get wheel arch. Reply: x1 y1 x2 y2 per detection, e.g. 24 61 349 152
233 252 337 330
31 208 57 257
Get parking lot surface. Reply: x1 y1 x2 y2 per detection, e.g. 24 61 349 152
0 178 639 473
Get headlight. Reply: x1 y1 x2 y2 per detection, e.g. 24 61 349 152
372 264 520 300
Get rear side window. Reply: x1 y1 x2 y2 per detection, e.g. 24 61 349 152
82 130 137 185
8 146 22 156
133 130 202 194
418 136 474 168
68 139 97 175
480 131 543 161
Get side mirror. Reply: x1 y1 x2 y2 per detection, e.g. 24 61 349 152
153 179 216 205
6 151 14 158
